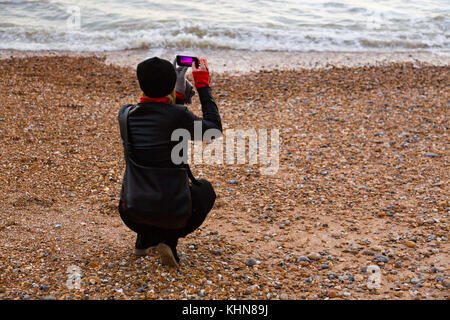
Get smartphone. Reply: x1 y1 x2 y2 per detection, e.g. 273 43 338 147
176 55 199 68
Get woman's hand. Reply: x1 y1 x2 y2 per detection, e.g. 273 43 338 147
192 57 210 89
192 57 209 72
173 58 188 94
173 58 195 104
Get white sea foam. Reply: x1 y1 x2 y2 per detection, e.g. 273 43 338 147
0 0 449 52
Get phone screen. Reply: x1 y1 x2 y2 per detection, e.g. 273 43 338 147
177 55 198 67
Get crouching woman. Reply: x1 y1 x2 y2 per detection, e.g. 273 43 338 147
118 57 222 267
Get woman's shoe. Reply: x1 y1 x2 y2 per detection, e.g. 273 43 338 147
156 243 179 268
134 234 157 256
133 247 152 256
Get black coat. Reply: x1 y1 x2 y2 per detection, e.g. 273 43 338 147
118 86 222 168
117 86 222 240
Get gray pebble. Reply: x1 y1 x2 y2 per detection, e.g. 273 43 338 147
424 153 440 158
136 287 146 293
227 179 238 185
246 258 257 267
343 273 355 282
328 273 339 280
431 267 441 273
297 256 311 263
44 295 56 300
373 255 388 263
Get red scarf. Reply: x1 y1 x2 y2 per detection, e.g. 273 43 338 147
139 96 170 104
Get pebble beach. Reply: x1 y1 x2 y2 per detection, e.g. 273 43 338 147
0 53 448 300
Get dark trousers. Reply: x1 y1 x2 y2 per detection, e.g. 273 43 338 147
118 179 216 250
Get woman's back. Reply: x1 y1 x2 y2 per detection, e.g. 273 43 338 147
122 85 221 168
127 102 190 168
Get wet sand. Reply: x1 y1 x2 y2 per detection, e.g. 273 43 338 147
0 53 448 300
1 48 449 73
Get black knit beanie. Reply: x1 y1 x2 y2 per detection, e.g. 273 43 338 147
136 57 177 98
